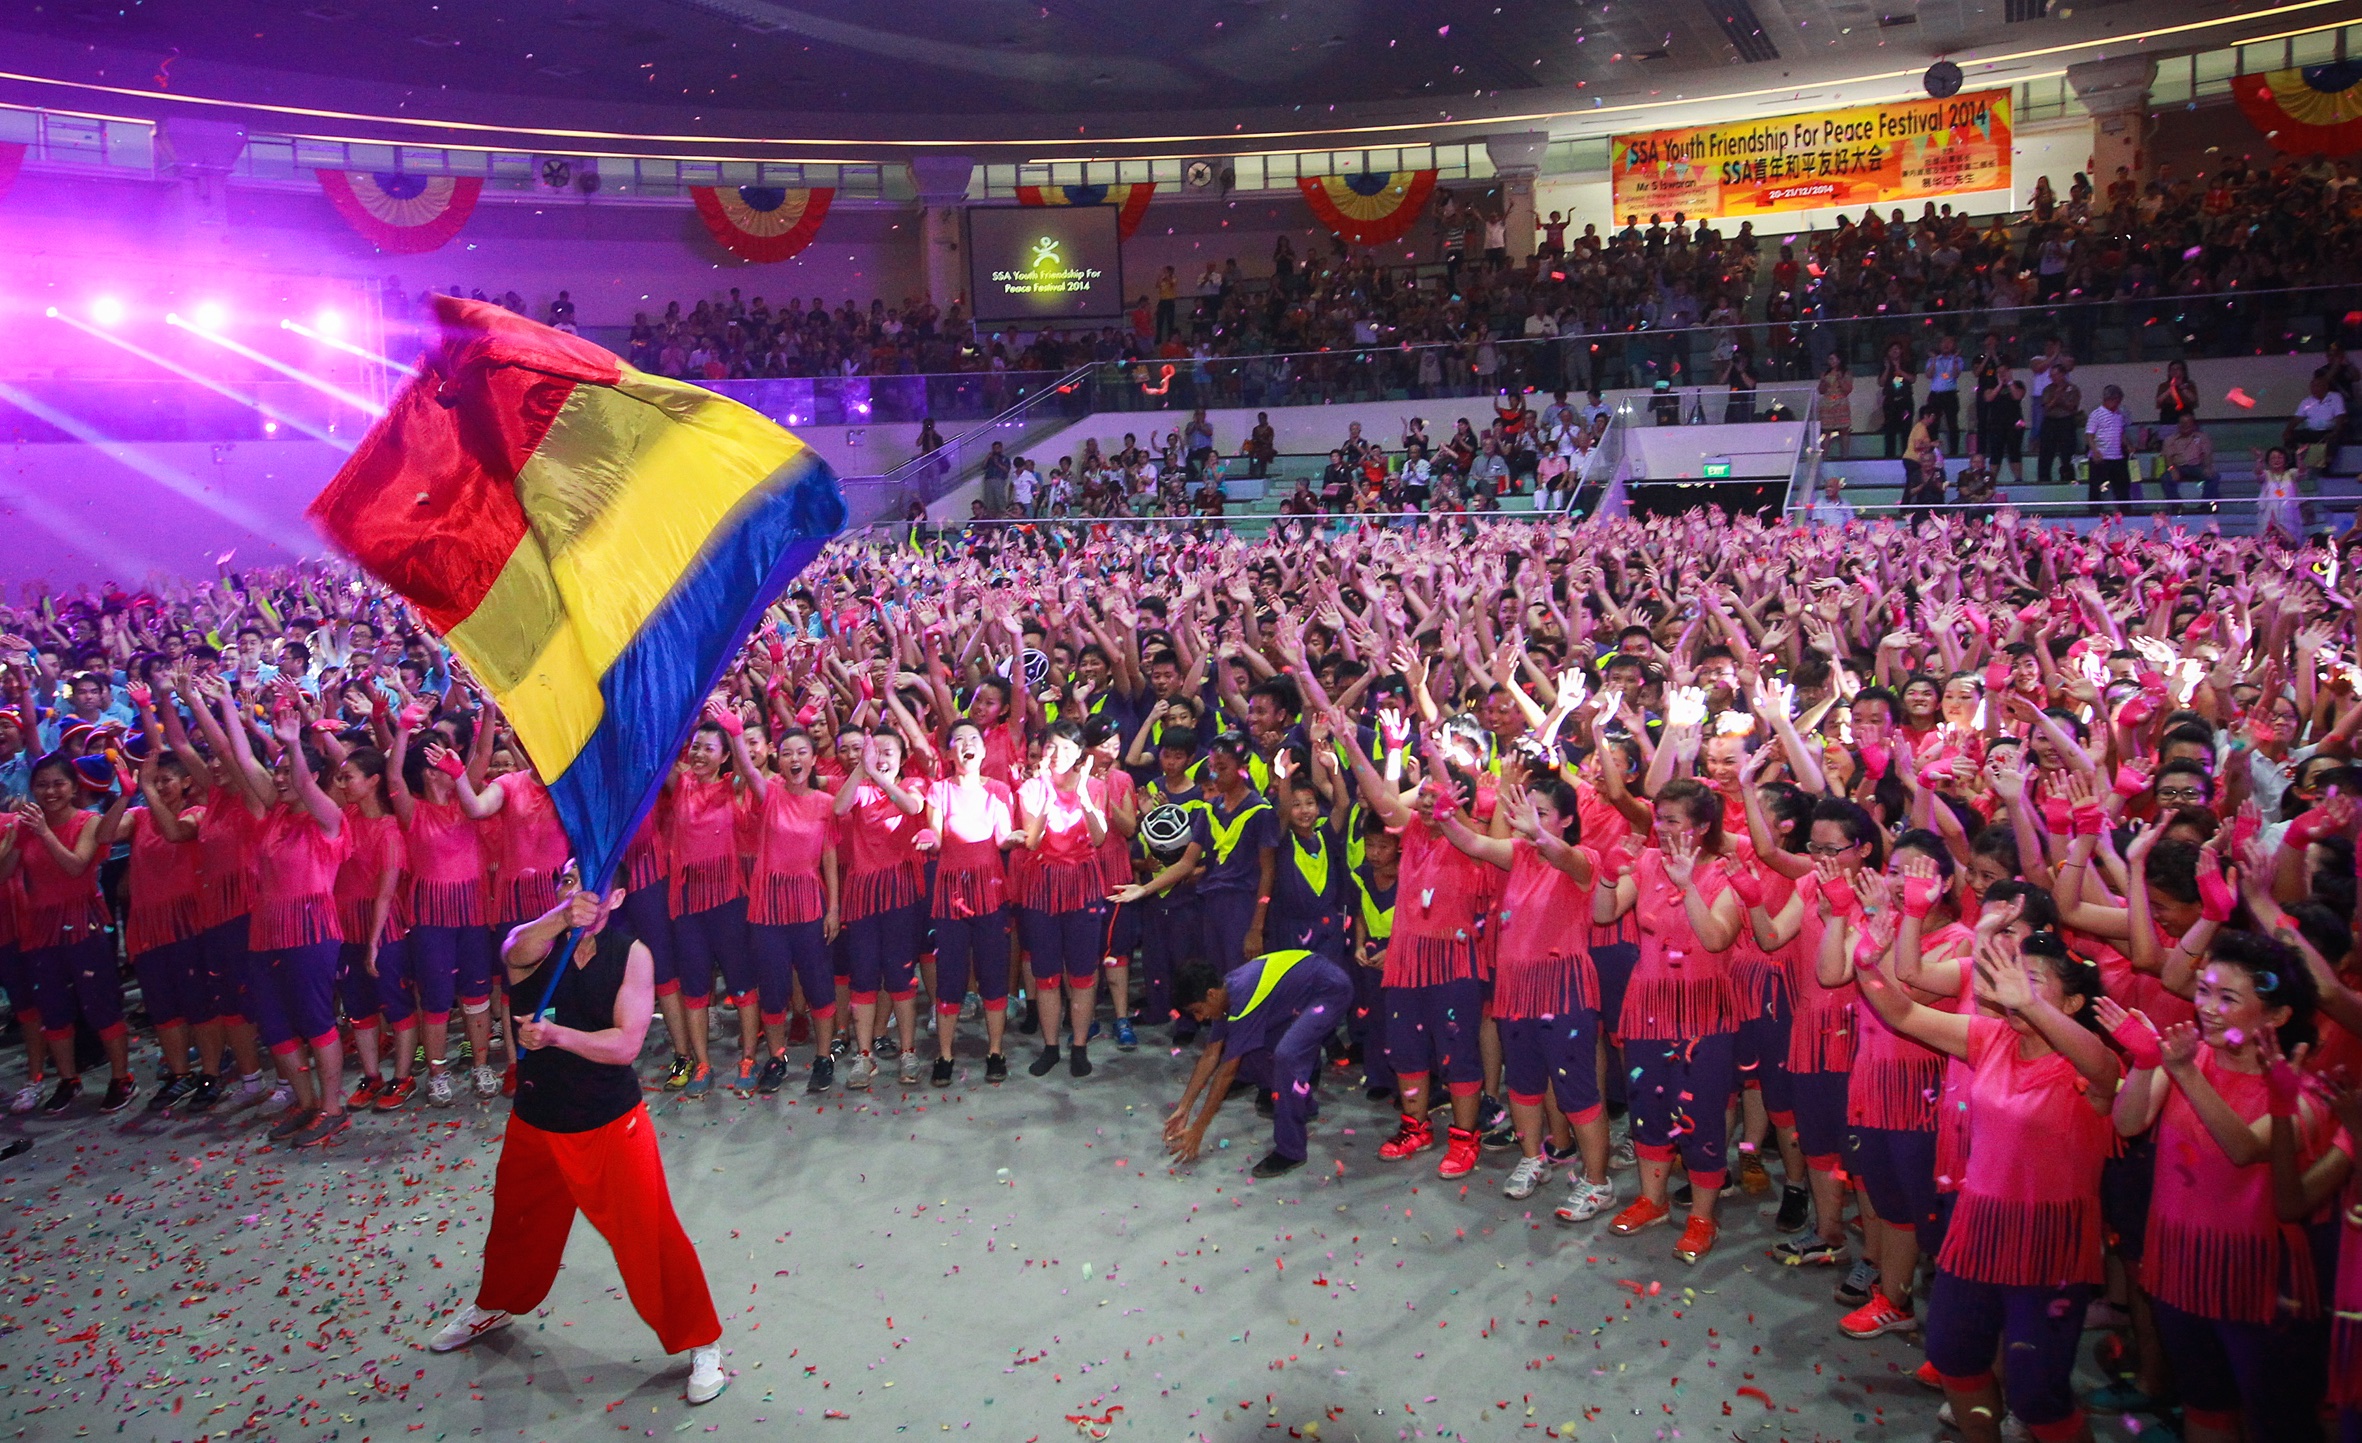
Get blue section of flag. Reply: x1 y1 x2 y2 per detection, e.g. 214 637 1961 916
544 450 845 895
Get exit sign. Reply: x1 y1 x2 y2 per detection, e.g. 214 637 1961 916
1700 457 1733 479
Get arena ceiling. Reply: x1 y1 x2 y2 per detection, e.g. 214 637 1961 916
0 0 2336 156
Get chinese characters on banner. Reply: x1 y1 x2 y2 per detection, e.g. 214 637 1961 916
1611 91 2012 220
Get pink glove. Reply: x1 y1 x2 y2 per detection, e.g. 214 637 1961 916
2071 800 2106 837
1983 659 2010 691
2231 808 2261 851
766 640 788 667
2112 766 2149 799
912 828 941 852
1821 872 1863 917
2284 809 2328 848
2190 611 2216 637
398 703 429 731
2110 1014 2164 1072
1859 742 1891 781
2039 796 2073 835
707 705 743 738
428 749 466 780
1725 865 1767 911
1901 874 1942 919
2117 695 2157 728
2265 1055 2304 1119
2196 864 2236 924
1852 930 1890 969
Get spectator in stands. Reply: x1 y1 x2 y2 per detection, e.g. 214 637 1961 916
2085 384 2131 509
1818 354 1855 459
2159 412 2218 509
980 442 1012 516
2037 356 2083 488
1804 471 1854 525
1245 413 1276 481
1878 341 1917 460
2156 359 2198 425
2287 372 2348 460
1923 334 1964 454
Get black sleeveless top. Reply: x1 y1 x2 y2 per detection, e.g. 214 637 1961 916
508 922 644 1133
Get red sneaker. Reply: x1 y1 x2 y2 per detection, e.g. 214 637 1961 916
375 1075 417 1111
500 1063 517 1098
1673 1215 1719 1264
1839 1289 1918 1338
1377 1114 1434 1160
1436 1126 1480 1178
1912 1360 1944 1391
1608 1196 1671 1235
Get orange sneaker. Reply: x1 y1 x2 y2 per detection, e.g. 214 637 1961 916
1608 1196 1671 1235
1436 1126 1480 1178
1377 1115 1434 1161
1913 1360 1945 1391
375 1075 417 1111
1839 1289 1918 1338
1673 1216 1719 1264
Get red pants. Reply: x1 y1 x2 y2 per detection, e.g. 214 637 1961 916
476 1104 721 1354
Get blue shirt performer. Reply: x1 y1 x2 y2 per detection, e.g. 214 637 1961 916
1162 948 1354 1178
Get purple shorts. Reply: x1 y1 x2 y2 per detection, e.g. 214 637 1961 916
1381 976 1485 1086
847 903 922 1002
133 935 210 1030
1499 1009 1602 1121
257 940 340 1053
1020 904 1107 985
932 912 1010 1013
31 935 127 1043
749 920 830 1024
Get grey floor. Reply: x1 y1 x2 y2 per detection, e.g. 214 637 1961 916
0 1021 2151 1443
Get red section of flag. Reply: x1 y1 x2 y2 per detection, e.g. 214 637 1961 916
305 296 618 631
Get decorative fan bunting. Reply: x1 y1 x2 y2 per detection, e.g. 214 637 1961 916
690 185 835 263
316 170 483 253
0 141 23 203
2235 62 2362 155
1014 182 1155 240
1297 170 1438 247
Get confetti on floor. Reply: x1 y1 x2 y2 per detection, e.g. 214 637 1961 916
0 1034 2147 1441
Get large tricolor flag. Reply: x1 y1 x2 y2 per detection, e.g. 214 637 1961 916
309 296 846 897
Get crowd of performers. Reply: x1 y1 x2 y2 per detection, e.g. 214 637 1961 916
4 507 2362 1439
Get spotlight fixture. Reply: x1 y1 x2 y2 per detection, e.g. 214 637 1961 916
192 300 230 330
90 296 126 326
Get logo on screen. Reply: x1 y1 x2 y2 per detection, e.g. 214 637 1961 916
1029 236 1063 270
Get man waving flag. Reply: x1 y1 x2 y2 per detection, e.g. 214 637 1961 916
308 295 844 1407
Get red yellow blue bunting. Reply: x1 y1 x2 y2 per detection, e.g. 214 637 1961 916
1297 170 1438 247
690 185 835 263
2235 62 2362 155
315 170 483 254
1015 182 1155 240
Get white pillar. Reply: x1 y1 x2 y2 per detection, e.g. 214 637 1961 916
907 155 976 313
2067 57 2155 184
1486 132 1550 264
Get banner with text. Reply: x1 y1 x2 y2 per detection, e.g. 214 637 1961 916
1611 90 2011 220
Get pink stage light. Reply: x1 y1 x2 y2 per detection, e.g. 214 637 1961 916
90 296 126 326
191 300 230 330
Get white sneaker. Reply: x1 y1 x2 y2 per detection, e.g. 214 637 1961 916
2001 1415 2031 1443
426 1069 456 1107
1502 1155 1549 1199
265 1080 293 1111
897 1052 922 1086
471 1066 499 1099
1555 1176 1618 1224
1609 1134 1637 1171
429 1304 512 1353
8 1081 41 1114
685 1342 726 1404
233 1073 272 1110
845 1054 875 1090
